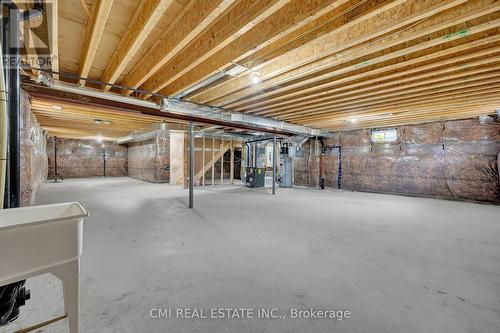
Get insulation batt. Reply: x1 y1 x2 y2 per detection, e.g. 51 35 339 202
20 91 48 206
127 131 170 183
295 119 500 203
47 138 127 179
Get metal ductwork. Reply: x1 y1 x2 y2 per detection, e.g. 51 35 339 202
115 123 185 145
115 122 262 145
42 81 334 138
160 97 333 137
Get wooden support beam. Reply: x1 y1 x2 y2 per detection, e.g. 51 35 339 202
22 83 294 136
100 0 175 91
155 0 349 97
48 0 59 80
120 0 238 95
79 0 114 86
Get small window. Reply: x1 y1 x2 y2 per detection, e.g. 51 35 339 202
371 128 398 143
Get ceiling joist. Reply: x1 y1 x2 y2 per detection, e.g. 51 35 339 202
27 0 500 135
79 0 114 86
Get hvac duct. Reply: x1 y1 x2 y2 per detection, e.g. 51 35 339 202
161 98 333 137
42 81 333 138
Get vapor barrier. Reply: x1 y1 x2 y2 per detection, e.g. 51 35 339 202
295 119 500 203
127 130 170 183
21 91 48 206
47 138 127 179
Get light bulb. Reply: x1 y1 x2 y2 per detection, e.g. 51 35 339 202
251 72 260 84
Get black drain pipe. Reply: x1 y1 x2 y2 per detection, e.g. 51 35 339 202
7 5 21 208
0 0 44 327
103 147 106 177
318 139 343 190
3 0 45 207
319 137 325 190
2 8 10 209
52 137 63 182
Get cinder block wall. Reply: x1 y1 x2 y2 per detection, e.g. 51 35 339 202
295 118 500 203
47 138 127 179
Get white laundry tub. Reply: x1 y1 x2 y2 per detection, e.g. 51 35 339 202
0 202 89 332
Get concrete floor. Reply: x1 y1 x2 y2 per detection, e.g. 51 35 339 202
5 177 500 333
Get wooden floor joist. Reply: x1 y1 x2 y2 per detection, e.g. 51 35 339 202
26 0 500 135
191 0 474 105
227 18 500 110
100 0 175 91
155 0 353 97
301 88 500 125
216 5 499 108
251 42 500 115
138 0 293 97
273 63 500 120
120 0 238 95
78 0 114 86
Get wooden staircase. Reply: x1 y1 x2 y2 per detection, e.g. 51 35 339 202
195 142 231 185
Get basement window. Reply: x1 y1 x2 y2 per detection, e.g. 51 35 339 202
371 128 398 143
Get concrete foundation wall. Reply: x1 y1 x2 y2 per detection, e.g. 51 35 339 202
127 131 170 183
47 138 127 179
296 118 500 203
21 91 48 206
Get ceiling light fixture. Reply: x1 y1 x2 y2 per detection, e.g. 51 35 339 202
52 105 62 110
251 71 260 84
96 135 103 143
94 119 111 126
